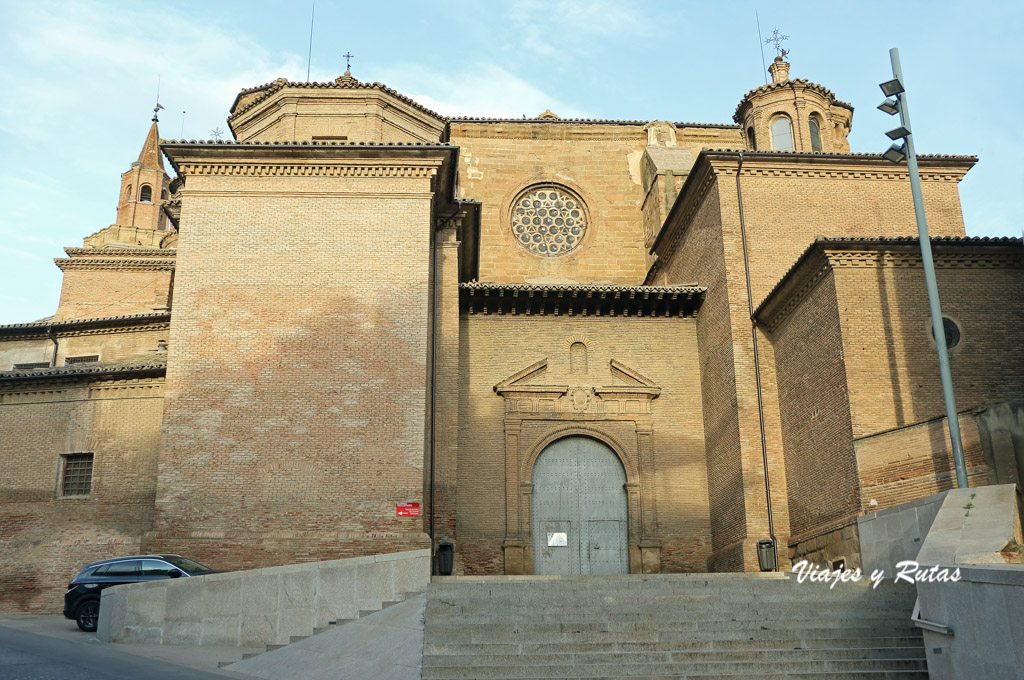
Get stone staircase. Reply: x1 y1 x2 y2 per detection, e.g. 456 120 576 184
423 574 928 679
217 594 418 668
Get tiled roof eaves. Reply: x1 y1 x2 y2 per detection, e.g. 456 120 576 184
733 78 854 121
0 312 171 336
459 282 705 295
0 357 167 383
228 80 446 122
160 139 455 148
63 247 174 256
699 149 977 163
755 236 1024 318
450 118 739 129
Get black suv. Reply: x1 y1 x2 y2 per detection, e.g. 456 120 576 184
64 554 214 631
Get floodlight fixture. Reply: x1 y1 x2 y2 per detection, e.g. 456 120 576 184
879 77 905 97
878 98 900 115
882 143 906 164
886 125 912 140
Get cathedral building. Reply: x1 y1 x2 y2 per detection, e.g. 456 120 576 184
1 58 1021 611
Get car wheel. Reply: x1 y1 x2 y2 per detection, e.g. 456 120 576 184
75 599 100 632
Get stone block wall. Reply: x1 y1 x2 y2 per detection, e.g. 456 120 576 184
97 549 430 647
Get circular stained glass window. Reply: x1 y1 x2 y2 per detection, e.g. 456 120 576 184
511 185 587 257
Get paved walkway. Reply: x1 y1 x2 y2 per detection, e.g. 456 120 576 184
0 614 260 678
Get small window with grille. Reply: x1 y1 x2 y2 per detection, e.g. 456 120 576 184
12 362 49 370
61 453 93 497
64 355 99 365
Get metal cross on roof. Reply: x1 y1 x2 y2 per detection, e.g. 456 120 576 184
343 52 354 71
765 28 789 57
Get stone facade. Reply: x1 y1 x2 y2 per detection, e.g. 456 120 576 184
2 58 1021 612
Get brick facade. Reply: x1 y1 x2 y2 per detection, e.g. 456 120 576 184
1 60 1020 610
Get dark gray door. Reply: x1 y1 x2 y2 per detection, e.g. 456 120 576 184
532 437 628 575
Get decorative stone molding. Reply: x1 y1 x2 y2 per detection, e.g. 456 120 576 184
494 358 663 574
175 163 440 179
55 256 175 272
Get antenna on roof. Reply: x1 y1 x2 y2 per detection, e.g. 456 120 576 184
306 1 315 82
180 111 186 138
755 11 768 85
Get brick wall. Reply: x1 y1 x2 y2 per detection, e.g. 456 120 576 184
456 314 709 574
450 122 651 285
54 269 173 321
832 248 1024 437
770 270 859 538
147 148 445 569
0 379 164 612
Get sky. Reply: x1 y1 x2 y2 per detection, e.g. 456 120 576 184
0 0 1021 324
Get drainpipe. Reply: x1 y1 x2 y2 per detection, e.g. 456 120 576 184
47 326 58 367
429 226 438 573
735 151 778 569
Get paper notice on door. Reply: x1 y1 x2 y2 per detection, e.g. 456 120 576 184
547 532 568 547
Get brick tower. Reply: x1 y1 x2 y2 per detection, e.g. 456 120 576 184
114 113 171 231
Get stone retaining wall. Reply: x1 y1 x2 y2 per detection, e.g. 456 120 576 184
96 549 429 647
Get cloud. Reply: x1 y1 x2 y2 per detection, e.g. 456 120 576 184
504 0 652 56
373 63 586 119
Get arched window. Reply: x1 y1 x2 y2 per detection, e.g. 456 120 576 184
569 342 588 375
125 185 133 201
747 126 757 151
771 116 794 152
139 185 152 203
161 189 169 200
809 117 823 153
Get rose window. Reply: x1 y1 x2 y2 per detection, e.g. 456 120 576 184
511 186 587 257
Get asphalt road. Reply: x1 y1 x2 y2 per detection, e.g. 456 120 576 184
0 624 236 680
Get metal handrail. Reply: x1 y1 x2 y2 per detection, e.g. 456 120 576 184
911 597 953 636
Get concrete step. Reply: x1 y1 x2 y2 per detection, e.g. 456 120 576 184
422 577 926 679
423 637 926 656
423 673 929 680
422 659 928 679
421 606 913 622
424 619 922 635
422 646 927 666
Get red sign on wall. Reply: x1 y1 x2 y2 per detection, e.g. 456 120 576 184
396 502 420 517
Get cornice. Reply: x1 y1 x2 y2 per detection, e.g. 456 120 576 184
174 162 439 178
64 247 174 257
0 357 167 385
56 257 175 271
0 312 171 338
461 282 704 318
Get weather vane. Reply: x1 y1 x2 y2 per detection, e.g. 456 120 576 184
343 51 354 72
765 28 789 58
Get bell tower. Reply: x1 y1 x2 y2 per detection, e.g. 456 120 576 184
114 112 171 230
734 56 854 154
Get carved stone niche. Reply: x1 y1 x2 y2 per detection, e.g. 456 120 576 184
493 358 663 574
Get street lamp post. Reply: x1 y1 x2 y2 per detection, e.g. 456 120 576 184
878 47 969 488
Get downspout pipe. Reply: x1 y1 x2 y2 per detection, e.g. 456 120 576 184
48 326 58 367
735 151 778 569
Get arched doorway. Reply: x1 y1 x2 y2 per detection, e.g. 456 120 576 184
532 436 628 575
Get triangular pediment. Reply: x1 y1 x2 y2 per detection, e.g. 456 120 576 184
608 359 657 387
494 359 567 395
